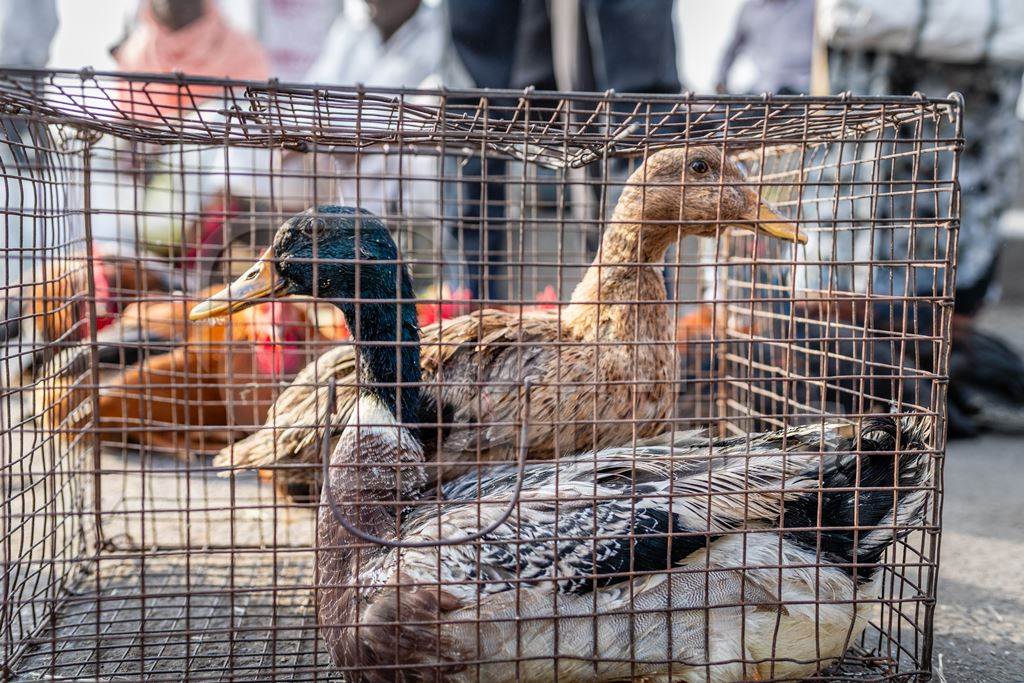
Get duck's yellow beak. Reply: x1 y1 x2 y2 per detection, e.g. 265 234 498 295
741 190 807 244
189 247 290 321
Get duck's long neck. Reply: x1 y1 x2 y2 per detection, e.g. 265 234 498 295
562 184 675 341
319 291 426 548
340 298 422 427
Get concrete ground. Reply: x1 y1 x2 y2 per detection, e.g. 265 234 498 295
7 304 1022 679
933 305 1024 683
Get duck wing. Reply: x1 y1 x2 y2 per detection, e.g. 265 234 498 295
215 302 677 494
212 341 358 472
394 417 928 597
346 417 930 679
211 309 554 480
427 315 675 479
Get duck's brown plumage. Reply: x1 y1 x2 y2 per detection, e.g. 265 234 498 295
206 147 803 497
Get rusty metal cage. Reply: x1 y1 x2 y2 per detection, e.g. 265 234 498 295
2 69 959 681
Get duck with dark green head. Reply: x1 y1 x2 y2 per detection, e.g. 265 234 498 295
193 206 433 673
191 207 445 496
198 205 425 429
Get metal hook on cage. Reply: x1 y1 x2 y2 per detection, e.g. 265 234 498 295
946 91 965 129
320 377 535 548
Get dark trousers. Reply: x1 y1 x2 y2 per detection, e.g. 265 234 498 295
442 0 681 300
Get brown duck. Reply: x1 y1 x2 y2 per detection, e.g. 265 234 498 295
189 147 806 497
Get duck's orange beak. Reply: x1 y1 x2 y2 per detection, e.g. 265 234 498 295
741 189 807 244
189 247 290 321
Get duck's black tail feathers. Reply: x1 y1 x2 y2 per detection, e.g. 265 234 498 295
782 416 932 581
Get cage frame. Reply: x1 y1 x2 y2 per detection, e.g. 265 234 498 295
1 68 961 682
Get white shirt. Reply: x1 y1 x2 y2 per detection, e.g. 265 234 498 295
302 2 458 217
305 2 444 88
259 0 343 81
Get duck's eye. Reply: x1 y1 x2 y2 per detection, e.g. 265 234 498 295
688 158 710 175
302 218 326 237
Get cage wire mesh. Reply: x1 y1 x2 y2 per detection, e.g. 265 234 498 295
1 69 959 681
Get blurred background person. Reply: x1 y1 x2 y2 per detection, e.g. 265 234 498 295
0 0 59 363
306 0 445 87
819 0 1024 436
222 0 341 81
715 0 814 94
113 0 269 116
87 0 273 291
297 0 465 231
0 0 59 70
442 0 682 302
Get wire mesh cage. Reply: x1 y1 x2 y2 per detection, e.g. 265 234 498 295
1 69 960 681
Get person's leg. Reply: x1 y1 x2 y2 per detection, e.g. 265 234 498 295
579 0 683 290
445 0 521 90
441 156 508 301
582 0 681 94
443 0 557 303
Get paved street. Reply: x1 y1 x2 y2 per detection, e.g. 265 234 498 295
934 306 1024 683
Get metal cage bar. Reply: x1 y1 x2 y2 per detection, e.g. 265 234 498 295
1 70 959 682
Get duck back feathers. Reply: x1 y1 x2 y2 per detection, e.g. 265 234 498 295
780 416 931 578
327 416 930 681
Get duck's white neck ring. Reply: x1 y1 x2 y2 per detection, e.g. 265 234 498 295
319 377 536 548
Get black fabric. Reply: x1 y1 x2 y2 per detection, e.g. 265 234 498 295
581 0 680 94
445 0 681 94
947 326 1024 438
955 249 1001 316
510 0 557 92
446 0 522 90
